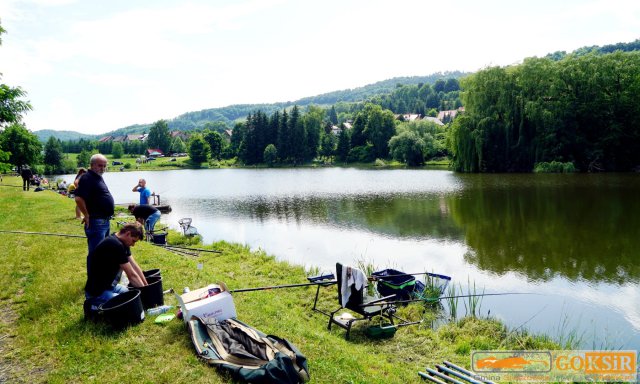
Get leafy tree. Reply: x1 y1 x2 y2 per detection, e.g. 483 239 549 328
319 132 337 161
44 136 64 174
389 131 426 166
347 144 375 163
77 149 91 168
0 148 10 173
112 142 124 158
188 134 209 163
203 130 224 160
263 144 277 165
170 137 187 154
0 123 42 168
451 51 640 172
303 105 324 161
350 113 367 148
0 25 32 127
444 78 460 92
147 120 171 153
60 157 77 174
229 122 245 157
0 84 32 127
357 104 396 159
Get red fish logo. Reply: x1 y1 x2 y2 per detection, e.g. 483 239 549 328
473 352 552 372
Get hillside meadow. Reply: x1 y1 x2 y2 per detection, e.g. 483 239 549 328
0 175 558 383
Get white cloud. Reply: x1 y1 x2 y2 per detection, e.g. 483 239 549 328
3 0 640 134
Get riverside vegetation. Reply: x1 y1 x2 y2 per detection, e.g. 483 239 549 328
0 176 566 383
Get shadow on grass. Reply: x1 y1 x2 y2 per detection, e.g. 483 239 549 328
60 316 142 340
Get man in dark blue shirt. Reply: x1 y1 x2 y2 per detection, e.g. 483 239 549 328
75 154 115 255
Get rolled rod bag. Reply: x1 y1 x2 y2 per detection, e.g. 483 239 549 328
188 316 310 384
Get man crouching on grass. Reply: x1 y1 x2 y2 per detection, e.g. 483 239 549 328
84 222 149 316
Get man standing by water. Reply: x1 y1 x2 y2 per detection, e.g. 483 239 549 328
132 178 152 205
75 154 114 254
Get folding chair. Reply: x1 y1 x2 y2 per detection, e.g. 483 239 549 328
312 263 420 339
178 218 199 236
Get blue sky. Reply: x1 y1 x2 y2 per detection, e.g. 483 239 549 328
1 0 639 135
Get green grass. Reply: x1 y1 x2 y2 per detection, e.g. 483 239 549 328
0 175 560 383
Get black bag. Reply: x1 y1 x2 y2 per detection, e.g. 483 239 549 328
188 316 310 384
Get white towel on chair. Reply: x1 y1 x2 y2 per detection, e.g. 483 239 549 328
341 266 368 307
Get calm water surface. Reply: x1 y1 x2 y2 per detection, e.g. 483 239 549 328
67 168 640 349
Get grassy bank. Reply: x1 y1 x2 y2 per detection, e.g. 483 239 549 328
0 176 558 383
59 153 452 174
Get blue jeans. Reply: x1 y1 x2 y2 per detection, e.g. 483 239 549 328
145 211 161 233
85 217 111 255
85 284 129 310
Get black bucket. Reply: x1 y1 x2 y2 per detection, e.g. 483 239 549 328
152 232 167 245
143 268 161 279
98 290 145 328
130 276 164 309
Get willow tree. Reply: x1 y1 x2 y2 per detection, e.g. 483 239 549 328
450 51 640 172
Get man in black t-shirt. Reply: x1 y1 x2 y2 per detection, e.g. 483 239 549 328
20 166 32 191
75 154 115 254
128 204 161 233
84 222 148 310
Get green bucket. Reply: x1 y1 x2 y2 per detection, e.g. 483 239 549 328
365 323 397 339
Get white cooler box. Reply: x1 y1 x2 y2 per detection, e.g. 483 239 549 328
175 283 237 323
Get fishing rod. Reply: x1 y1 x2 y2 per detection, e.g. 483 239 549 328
231 280 337 293
0 229 85 238
369 271 450 279
161 244 222 254
389 292 540 305
151 243 199 257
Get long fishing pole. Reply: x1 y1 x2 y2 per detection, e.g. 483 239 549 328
0 229 85 238
231 280 337 293
151 243 199 256
162 244 222 254
389 292 540 305
369 271 450 279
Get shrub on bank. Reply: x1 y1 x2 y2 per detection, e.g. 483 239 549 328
534 161 577 173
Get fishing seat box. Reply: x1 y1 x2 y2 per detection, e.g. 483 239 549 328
175 284 237 323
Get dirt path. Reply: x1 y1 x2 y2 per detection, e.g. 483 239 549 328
0 293 47 383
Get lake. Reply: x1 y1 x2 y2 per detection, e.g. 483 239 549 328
64 168 640 349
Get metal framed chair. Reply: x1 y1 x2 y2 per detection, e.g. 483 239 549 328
178 218 198 236
312 263 420 339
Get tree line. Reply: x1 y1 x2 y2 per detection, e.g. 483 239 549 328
449 51 640 172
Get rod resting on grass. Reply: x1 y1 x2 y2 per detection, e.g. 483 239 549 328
0 229 85 238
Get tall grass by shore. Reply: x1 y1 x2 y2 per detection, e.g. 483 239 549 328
0 175 560 383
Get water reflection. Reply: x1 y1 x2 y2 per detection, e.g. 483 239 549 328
220 195 464 241
449 174 640 284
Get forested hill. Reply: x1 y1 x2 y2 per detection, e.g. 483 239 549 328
33 130 94 142
35 72 469 142
293 72 468 105
545 38 640 60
